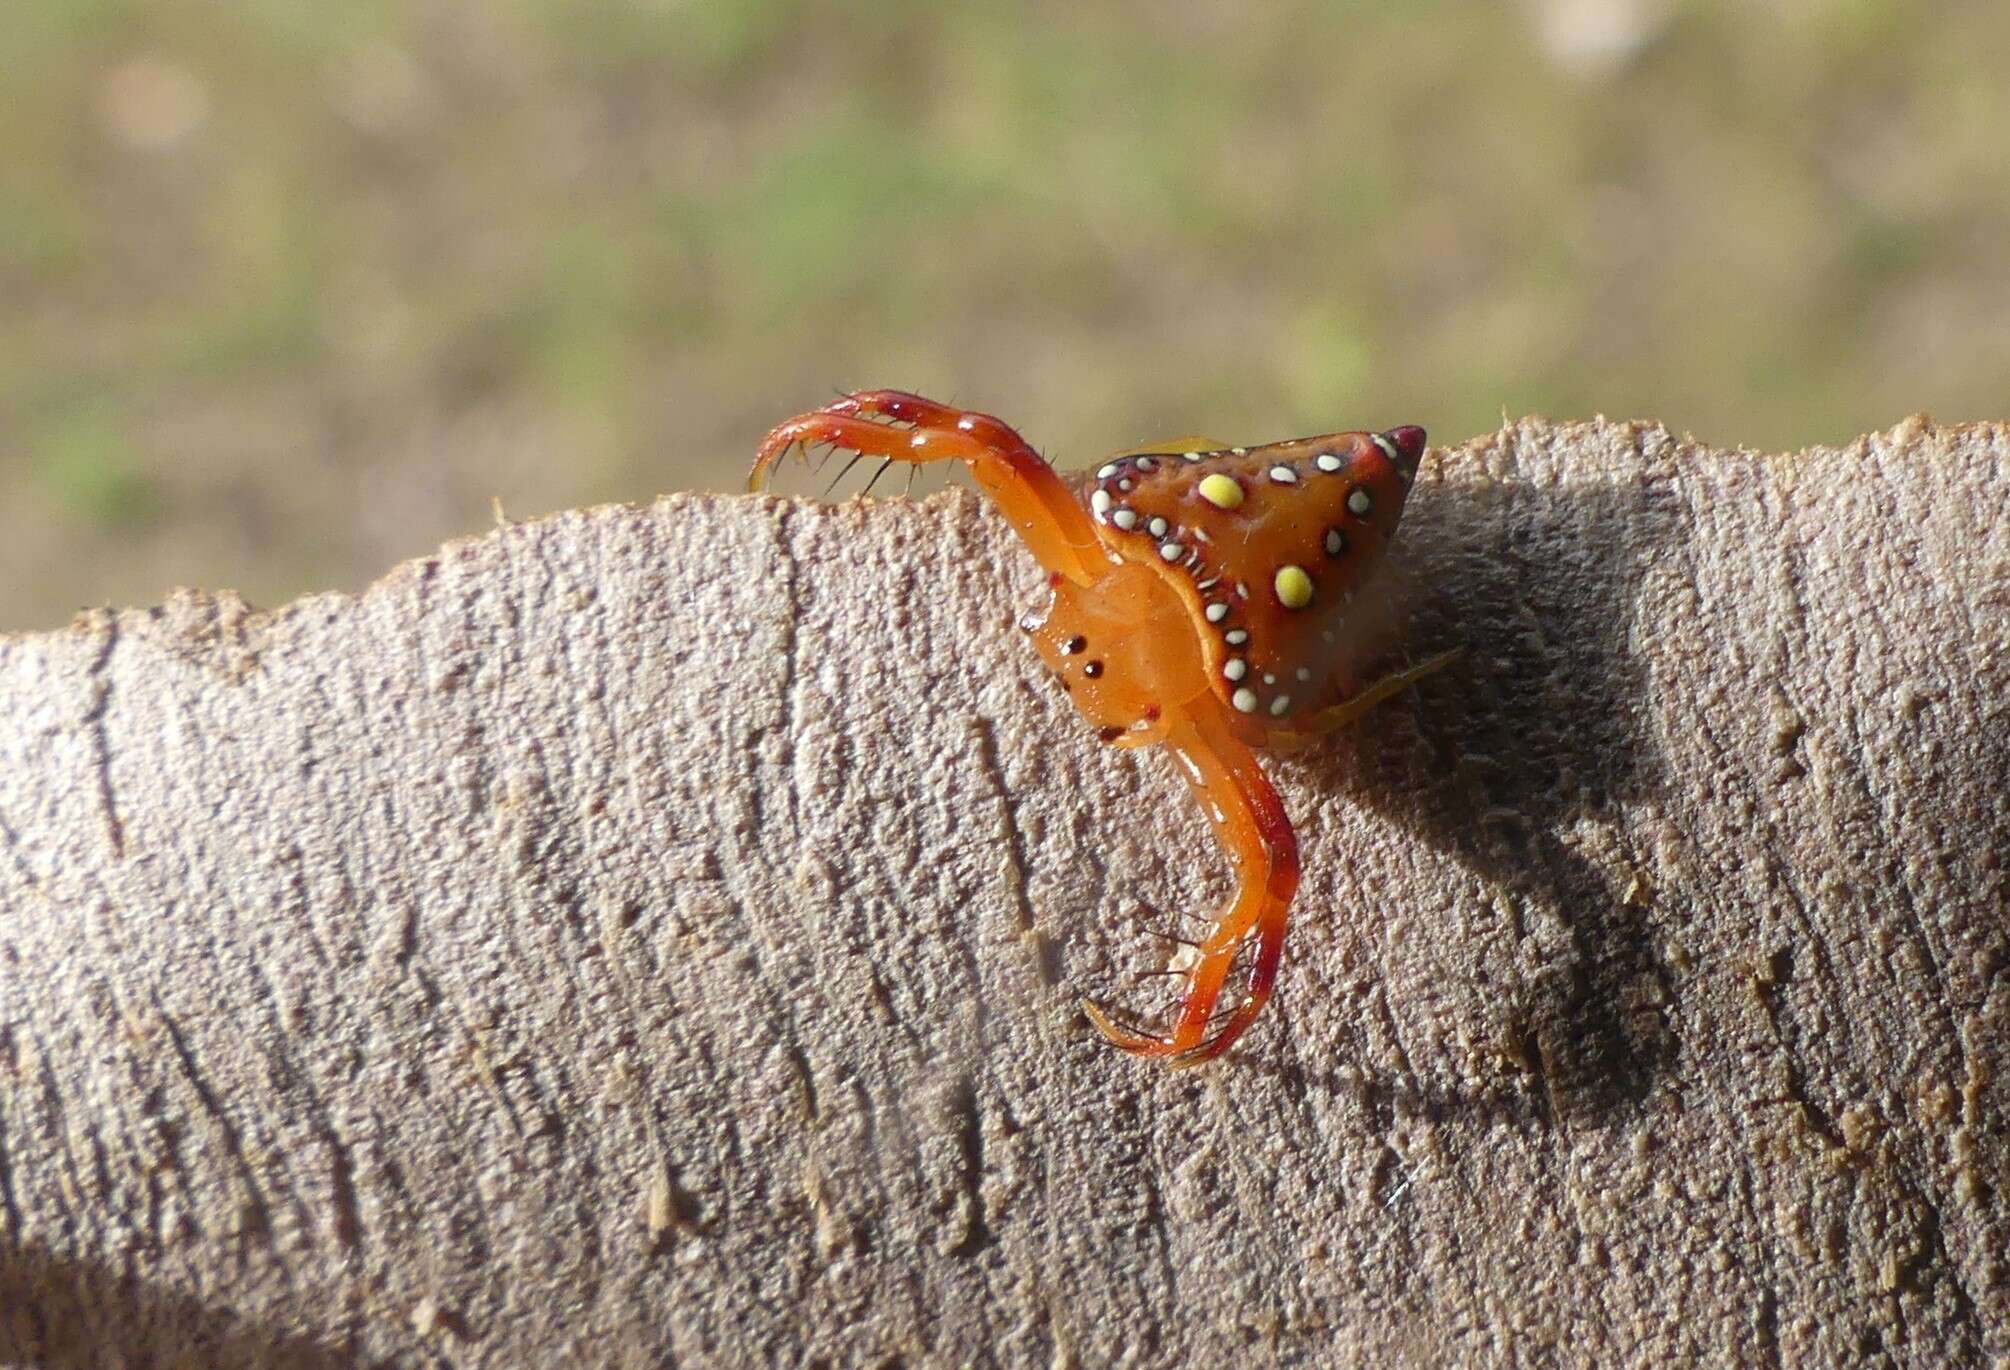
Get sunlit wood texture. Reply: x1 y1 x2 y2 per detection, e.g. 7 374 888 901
1 418 2005 1366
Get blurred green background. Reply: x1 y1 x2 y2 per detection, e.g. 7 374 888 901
4 1 2007 630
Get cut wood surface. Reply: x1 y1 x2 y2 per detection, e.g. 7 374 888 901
1 417 2006 1367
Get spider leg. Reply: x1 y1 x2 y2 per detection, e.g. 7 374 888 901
1083 709 1299 1062
1102 434 1230 459
1296 647 1462 740
748 391 1109 585
1108 651 1458 1061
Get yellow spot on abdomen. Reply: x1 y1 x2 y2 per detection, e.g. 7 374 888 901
1274 565 1314 609
1197 473 1244 510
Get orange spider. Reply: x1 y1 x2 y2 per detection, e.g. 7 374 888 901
749 390 1455 1064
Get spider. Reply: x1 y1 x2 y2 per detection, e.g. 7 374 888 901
749 390 1455 1063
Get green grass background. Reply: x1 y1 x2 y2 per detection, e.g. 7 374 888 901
4 1 2007 629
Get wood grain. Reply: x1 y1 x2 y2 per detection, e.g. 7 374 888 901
1 417 2005 1366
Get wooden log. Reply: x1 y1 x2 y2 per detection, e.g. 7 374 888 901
1 417 2005 1366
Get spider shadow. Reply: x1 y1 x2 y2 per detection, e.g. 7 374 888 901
1277 473 1685 1129
0 1238 372 1368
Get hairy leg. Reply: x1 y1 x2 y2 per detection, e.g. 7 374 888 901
1085 708 1300 1063
749 390 1109 586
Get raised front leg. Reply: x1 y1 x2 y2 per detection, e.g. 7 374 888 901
1085 708 1301 1064
748 390 1110 586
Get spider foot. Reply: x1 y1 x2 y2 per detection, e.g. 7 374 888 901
1082 994 1255 1068
1082 916 1283 1066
